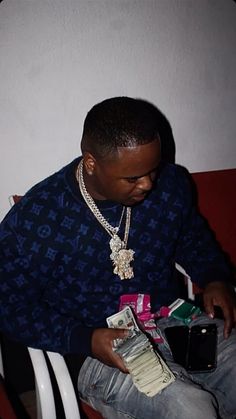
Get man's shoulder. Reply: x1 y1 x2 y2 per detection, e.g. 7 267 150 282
27 158 78 196
149 163 193 208
19 158 79 205
6 158 80 217
161 162 189 175
160 163 191 188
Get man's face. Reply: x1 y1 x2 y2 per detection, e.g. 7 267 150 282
86 139 161 206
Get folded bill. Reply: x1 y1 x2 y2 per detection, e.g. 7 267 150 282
106 307 175 397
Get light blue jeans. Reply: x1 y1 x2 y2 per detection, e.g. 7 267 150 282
77 315 236 419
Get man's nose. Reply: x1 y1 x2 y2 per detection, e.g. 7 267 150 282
137 175 153 192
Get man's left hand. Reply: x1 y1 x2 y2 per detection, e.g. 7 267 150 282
203 281 236 338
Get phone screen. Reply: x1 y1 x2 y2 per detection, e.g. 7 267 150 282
186 324 217 373
165 326 189 367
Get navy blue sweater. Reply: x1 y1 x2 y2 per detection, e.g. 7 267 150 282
0 158 230 355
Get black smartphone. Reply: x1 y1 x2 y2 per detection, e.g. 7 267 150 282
165 324 217 373
186 324 217 373
164 325 189 367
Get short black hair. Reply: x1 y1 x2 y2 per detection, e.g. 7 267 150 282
81 97 161 159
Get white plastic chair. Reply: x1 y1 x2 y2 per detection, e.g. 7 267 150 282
0 343 81 419
175 263 195 301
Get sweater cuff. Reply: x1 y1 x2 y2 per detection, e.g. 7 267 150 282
69 325 95 356
197 266 232 288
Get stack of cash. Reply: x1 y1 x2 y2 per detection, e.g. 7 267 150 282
107 307 175 397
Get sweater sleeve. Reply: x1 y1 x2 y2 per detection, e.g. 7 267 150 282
174 167 231 288
0 208 94 356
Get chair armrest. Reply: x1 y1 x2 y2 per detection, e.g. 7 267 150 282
28 347 57 419
47 351 81 419
175 263 195 300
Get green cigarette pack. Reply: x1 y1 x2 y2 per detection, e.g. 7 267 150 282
168 298 202 324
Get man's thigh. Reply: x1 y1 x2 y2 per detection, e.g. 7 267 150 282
77 356 218 419
158 314 236 418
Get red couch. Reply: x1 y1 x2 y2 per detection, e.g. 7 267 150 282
191 168 236 268
191 168 236 295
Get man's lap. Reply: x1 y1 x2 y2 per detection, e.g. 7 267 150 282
77 315 236 419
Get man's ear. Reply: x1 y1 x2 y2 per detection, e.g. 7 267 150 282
83 152 96 176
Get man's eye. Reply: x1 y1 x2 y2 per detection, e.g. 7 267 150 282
126 178 138 184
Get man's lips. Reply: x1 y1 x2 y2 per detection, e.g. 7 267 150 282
130 193 147 202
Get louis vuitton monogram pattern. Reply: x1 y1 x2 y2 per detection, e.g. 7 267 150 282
0 159 230 355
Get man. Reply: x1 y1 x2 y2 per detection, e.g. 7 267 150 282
0 97 236 418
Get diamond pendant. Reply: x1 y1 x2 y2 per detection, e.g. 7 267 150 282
109 234 135 280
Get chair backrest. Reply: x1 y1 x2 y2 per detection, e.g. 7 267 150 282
29 348 81 419
0 336 81 419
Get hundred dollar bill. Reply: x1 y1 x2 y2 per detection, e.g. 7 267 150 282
106 306 139 347
106 306 139 331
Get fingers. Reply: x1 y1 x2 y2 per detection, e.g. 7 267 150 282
223 317 232 339
204 294 235 339
203 295 215 319
104 328 129 371
111 352 129 373
221 306 234 338
91 328 130 372
110 328 130 340
204 297 231 339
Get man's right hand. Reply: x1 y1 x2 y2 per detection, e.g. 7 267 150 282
91 328 129 373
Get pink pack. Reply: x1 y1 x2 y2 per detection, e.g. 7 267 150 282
119 294 163 343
